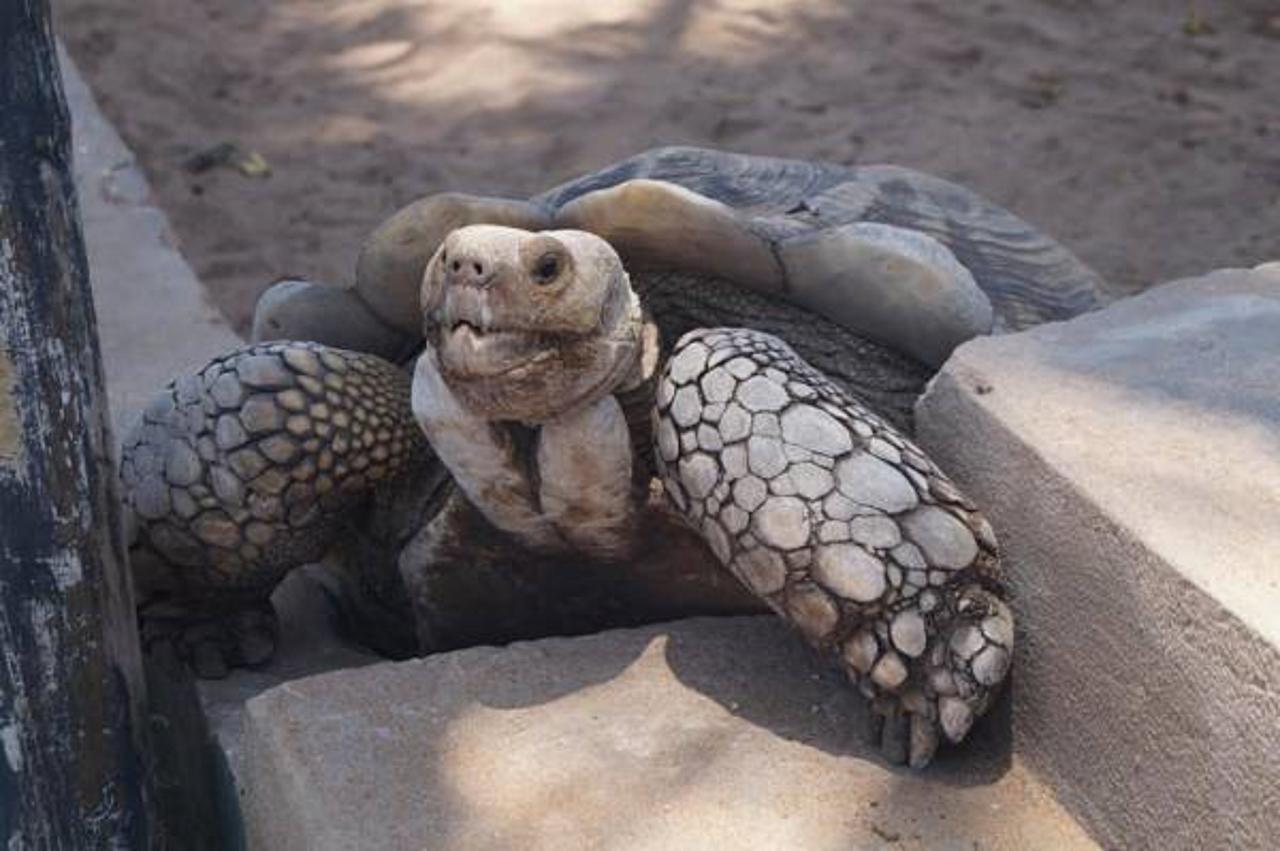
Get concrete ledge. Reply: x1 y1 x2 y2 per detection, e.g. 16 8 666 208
63 45 240 436
240 617 1093 850
917 265 1280 850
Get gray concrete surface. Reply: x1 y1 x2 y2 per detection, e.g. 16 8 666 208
916 264 1280 850
64 46 241 438
241 617 1095 851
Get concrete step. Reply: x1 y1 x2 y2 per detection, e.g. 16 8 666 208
917 265 1280 849
238 617 1095 851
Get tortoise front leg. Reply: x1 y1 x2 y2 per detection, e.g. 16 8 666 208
653 328 1013 767
537 395 636 559
411 347 560 550
121 341 429 676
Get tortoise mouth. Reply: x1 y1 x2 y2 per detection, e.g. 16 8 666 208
425 318 640 423
432 320 562 380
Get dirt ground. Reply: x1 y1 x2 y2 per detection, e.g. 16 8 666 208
59 0 1280 335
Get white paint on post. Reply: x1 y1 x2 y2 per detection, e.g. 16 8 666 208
0 724 22 772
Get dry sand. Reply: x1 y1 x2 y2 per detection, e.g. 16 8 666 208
59 0 1280 334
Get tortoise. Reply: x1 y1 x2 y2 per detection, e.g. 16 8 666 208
120 147 1106 768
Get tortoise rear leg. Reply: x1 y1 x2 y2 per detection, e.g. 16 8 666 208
121 341 430 677
653 328 1013 767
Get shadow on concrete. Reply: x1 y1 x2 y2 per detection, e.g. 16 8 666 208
417 608 1012 787
236 613 1029 849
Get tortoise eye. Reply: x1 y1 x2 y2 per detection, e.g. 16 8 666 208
532 252 561 284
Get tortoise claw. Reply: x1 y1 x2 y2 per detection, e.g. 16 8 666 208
878 703 910 765
909 711 941 768
141 601 279 679
191 641 231 680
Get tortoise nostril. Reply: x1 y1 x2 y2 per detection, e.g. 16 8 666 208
451 260 461 273
472 262 484 276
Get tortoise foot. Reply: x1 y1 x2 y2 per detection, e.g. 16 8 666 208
654 326 1013 768
141 601 279 679
850 582 1013 768
119 341 437 676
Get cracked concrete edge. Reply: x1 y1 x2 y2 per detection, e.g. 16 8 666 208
915 269 1280 849
61 43 241 440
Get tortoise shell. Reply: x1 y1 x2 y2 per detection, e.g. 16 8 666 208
257 146 1108 370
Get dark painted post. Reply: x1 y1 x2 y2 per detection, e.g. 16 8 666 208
0 1 155 847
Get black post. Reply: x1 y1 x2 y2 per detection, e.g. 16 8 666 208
0 1 154 847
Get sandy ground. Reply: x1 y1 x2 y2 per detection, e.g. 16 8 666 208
58 0 1280 335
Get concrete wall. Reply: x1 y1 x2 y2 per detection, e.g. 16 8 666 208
917 266 1280 850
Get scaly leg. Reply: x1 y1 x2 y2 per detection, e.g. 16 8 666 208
121 341 429 676
653 327 1013 767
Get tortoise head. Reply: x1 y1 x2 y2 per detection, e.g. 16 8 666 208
419 225 644 422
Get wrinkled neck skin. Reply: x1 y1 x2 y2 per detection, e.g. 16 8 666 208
411 319 650 560
411 226 653 558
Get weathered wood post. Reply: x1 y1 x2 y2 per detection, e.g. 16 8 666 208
0 1 155 847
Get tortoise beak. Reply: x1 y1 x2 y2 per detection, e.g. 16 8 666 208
438 321 551 379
